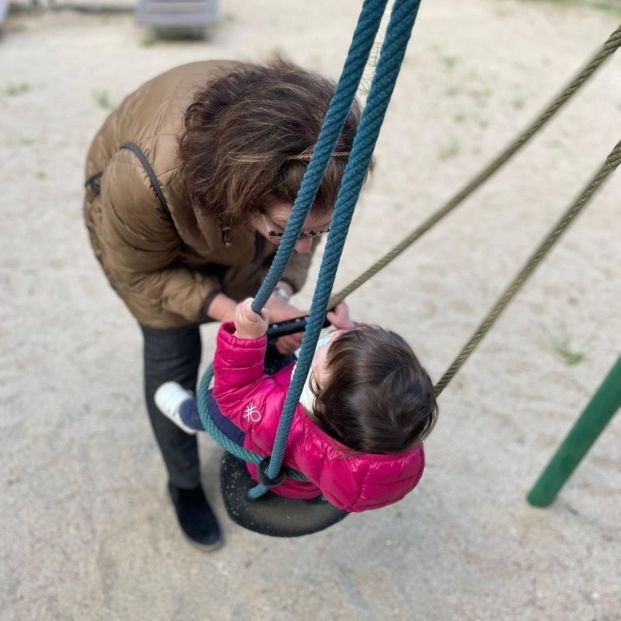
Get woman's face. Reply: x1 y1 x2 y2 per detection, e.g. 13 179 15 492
251 201 332 255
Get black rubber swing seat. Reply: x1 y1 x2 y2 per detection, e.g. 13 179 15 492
220 452 349 537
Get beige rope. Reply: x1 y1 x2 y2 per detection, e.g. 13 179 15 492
328 24 621 310
434 139 621 396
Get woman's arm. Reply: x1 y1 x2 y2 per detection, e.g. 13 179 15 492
205 293 238 323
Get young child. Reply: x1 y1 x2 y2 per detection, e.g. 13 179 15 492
155 299 438 512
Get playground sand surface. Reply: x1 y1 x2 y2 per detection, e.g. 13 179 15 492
1 1 620 619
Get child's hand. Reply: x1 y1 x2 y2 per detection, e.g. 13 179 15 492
234 298 270 340
265 294 307 355
327 301 356 330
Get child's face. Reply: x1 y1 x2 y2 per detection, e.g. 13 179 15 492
311 329 346 385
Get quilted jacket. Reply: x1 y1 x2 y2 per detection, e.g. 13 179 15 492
83 61 315 328
213 323 426 512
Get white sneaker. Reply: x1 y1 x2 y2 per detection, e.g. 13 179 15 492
154 382 197 435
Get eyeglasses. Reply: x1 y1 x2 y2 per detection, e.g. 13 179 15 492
260 210 331 241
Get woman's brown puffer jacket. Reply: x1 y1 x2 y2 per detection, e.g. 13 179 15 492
84 60 314 328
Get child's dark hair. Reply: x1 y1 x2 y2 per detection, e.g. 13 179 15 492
311 326 438 454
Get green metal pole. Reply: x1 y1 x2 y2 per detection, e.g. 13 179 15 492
527 357 621 507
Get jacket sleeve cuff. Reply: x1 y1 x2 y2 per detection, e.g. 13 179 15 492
201 287 223 321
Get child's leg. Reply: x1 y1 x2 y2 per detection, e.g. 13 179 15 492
155 382 202 435
155 382 246 446
203 390 246 446
178 397 205 431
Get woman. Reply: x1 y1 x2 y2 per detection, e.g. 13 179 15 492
83 58 360 548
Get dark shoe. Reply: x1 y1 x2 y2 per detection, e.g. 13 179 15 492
168 482 222 550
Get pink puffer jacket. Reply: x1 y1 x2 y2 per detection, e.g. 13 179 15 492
213 323 426 512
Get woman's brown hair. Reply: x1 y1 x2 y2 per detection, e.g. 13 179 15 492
311 327 438 454
178 58 361 223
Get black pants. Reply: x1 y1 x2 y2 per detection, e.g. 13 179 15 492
141 324 203 489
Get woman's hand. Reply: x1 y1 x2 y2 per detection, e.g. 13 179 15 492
265 294 307 355
327 301 356 330
234 298 270 340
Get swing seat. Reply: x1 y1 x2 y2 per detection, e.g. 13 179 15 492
220 453 349 537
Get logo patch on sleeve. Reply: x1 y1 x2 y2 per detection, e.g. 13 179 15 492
243 402 261 423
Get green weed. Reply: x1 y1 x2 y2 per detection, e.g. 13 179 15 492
93 89 114 110
141 33 157 47
546 323 586 366
438 139 461 160
524 0 621 16
3 82 31 96
440 55 458 70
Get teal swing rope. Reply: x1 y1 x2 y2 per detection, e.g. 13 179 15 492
251 0 391 311
197 0 390 482
197 0 422 497
251 0 423 498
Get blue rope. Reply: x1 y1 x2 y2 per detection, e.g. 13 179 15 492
251 0 389 313
196 0 422 500
262 0 423 489
197 365 308 480
197 0 388 483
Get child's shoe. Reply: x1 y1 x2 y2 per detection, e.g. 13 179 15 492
154 382 197 435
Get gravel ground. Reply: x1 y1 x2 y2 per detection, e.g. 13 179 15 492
1 1 620 619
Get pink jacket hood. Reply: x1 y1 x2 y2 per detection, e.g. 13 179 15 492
213 323 425 512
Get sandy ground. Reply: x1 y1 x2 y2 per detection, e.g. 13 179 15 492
1 1 620 619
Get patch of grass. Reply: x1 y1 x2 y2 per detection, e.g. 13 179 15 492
445 86 459 98
141 33 157 47
524 0 621 16
93 89 114 110
540 0 578 6
3 82 31 97
438 139 461 161
512 96 526 110
546 323 586 366
439 55 458 70
19 137 36 146
589 1 621 17
453 113 467 124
